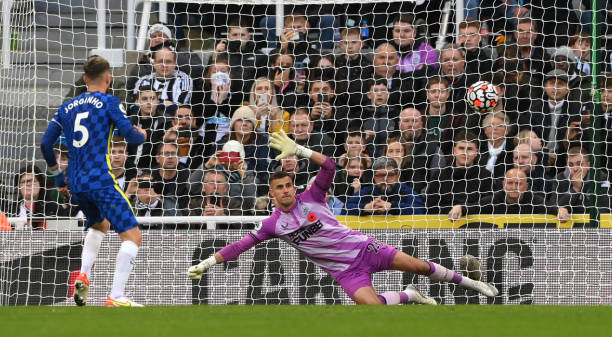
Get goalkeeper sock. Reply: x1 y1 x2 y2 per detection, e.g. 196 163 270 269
109 240 139 300
80 228 105 276
427 261 483 291
379 292 410 305
426 261 464 284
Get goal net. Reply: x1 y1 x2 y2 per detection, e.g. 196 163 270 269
1 0 611 305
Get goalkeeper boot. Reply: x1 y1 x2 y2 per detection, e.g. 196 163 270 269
73 273 90 307
105 296 144 307
470 281 499 297
404 285 438 305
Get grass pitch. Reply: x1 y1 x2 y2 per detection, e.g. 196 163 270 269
3 305 611 337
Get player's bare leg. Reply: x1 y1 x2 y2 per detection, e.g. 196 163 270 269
106 226 143 307
353 286 384 304
74 219 110 306
391 251 498 297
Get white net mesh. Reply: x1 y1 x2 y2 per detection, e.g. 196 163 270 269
1 0 611 305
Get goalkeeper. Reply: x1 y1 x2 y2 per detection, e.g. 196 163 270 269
189 131 498 304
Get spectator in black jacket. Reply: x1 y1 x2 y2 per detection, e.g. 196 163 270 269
395 107 446 194
509 17 552 82
550 46 592 107
307 70 349 154
511 143 547 195
601 75 612 175
163 105 215 170
426 131 494 214
333 152 372 205
2 165 62 229
152 142 191 211
372 43 423 108
196 54 235 138
109 136 135 191
289 108 336 173
335 27 373 107
277 11 320 64
188 170 230 218
128 85 169 170
457 19 493 78
449 168 569 221
518 70 581 160
352 78 400 157
478 111 515 179
130 173 181 226
213 17 264 98
424 76 468 155
427 43 480 115
547 146 611 215
267 50 308 112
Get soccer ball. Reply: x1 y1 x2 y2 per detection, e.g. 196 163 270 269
466 81 499 113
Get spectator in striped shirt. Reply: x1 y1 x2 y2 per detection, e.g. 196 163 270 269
132 43 193 106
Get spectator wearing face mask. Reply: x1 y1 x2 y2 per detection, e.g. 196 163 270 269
214 17 267 101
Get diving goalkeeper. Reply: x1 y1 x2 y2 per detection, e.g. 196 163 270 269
188 130 498 304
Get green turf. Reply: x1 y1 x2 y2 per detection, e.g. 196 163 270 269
2 305 611 337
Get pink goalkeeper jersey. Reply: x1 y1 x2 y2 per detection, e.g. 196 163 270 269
250 158 369 274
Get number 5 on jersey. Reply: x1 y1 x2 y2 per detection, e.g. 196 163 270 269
73 111 89 148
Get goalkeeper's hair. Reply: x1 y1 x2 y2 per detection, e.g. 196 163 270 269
83 55 110 81
269 171 293 185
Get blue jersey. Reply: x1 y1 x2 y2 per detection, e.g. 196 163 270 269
49 91 144 193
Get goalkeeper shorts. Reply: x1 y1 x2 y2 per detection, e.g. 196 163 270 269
331 237 399 298
72 186 138 233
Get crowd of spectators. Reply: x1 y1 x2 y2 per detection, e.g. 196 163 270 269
10 4 612 229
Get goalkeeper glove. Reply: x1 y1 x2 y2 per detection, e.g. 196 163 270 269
269 130 312 160
188 256 217 280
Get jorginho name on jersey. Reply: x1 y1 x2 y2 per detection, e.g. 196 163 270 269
52 91 144 193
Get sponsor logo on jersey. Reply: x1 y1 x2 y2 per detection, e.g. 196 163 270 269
288 220 323 245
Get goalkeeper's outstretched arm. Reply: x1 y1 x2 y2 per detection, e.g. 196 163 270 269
188 235 259 280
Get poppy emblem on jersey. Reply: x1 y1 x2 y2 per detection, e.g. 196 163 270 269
308 213 317 222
